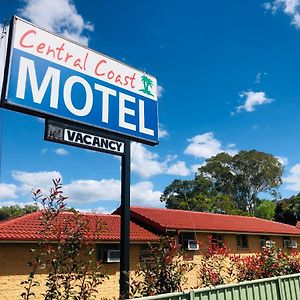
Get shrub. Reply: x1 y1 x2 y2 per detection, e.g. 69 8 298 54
130 237 194 297
198 236 237 287
21 179 108 300
233 245 300 282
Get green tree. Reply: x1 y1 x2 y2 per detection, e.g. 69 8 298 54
197 150 283 213
161 177 245 215
274 193 300 225
0 204 38 221
161 150 283 215
254 199 276 220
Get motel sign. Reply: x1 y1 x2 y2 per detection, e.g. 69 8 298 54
2 16 158 145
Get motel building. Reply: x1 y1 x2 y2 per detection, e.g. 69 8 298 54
1 206 300 299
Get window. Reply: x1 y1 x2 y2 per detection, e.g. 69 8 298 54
180 232 197 250
283 236 292 248
96 244 120 263
139 244 154 263
236 235 248 249
260 236 270 248
211 233 224 248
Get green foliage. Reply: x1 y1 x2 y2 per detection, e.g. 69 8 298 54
130 237 194 297
274 193 300 225
232 246 300 282
199 240 300 287
21 179 108 300
254 199 276 220
0 204 38 221
198 237 237 287
161 150 283 215
160 178 244 215
198 150 283 213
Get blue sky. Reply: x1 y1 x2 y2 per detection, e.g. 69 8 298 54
1 0 300 213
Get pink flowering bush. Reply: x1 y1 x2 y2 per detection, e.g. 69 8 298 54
198 237 300 287
198 236 237 287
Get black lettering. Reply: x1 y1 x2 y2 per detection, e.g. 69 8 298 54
93 137 100 147
75 133 83 144
100 138 108 149
109 141 116 150
66 130 76 141
116 142 123 152
83 134 92 145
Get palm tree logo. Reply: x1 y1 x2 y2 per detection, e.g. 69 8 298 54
139 75 154 96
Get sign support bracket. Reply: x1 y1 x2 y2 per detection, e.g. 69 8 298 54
120 139 130 299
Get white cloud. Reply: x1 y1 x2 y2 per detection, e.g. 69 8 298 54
184 132 237 159
18 0 94 45
284 163 300 191
64 178 162 207
131 181 163 207
131 143 190 178
166 161 191 176
131 143 164 178
236 91 273 113
78 206 113 214
0 200 36 208
158 124 169 138
41 148 48 155
255 72 262 84
64 179 121 203
264 0 300 28
227 143 236 148
55 148 69 156
0 183 17 199
191 163 206 174
11 170 62 194
276 155 289 166
157 85 164 98
254 72 267 84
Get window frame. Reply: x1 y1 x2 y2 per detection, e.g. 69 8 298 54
236 234 249 249
211 233 224 248
96 243 120 263
179 232 198 250
283 236 292 249
259 235 270 248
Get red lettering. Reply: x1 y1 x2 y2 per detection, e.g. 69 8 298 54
95 59 106 76
115 74 123 85
19 29 36 48
36 43 45 53
129 73 136 88
46 46 56 58
83 52 88 71
107 70 114 80
124 76 130 86
74 58 83 69
65 52 73 63
56 43 65 61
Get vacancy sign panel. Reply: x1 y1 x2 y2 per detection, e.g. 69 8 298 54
45 120 125 156
2 16 158 145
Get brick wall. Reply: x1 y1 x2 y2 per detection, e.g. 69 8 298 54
180 233 300 288
0 243 141 299
1 234 299 299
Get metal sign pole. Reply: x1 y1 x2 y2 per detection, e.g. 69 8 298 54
120 139 130 299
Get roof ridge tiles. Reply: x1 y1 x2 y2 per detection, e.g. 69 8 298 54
129 206 300 235
130 206 258 219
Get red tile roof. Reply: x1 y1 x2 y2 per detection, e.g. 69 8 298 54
0 211 158 242
129 206 300 236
